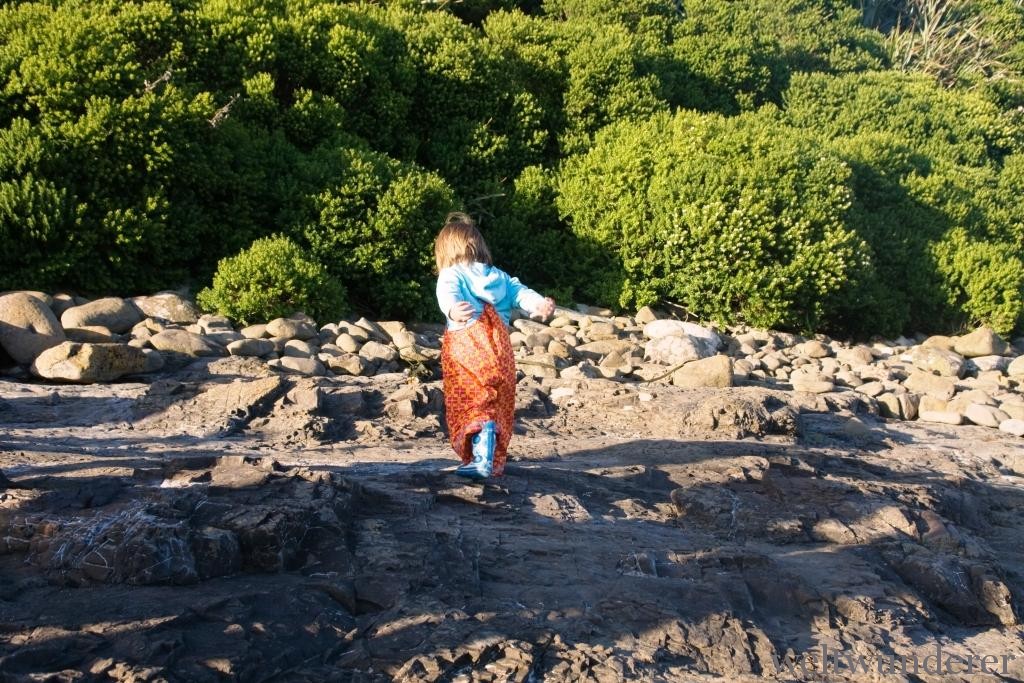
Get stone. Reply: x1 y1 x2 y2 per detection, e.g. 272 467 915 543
635 306 658 325
797 340 831 358
790 369 834 394
876 393 902 419
358 340 398 363
999 419 1024 437
964 404 1009 428
378 320 408 342
149 329 224 357
836 345 874 366
197 314 233 333
856 381 885 398
909 346 966 378
268 356 326 376
283 340 318 358
31 342 151 383
64 326 116 343
643 320 721 356
574 340 634 361
353 317 389 342
922 335 957 351
954 327 1010 358
919 395 949 413
131 293 200 324
226 338 275 357
1006 356 1024 377
903 372 956 401
834 371 863 388
519 353 559 379
240 324 268 339
49 293 78 318
205 331 243 348
671 355 733 388
323 354 367 376
143 349 165 373
61 297 142 334
266 317 317 341
0 292 66 365
919 410 964 425
337 321 370 343
644 334 702 366
335 333 361 354
966 355 1011 374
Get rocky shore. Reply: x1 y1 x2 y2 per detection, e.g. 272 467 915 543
1 290 1023 681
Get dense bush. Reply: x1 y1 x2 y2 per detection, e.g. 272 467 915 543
785 71 1024 335
196 234 347 325
557 109 867 332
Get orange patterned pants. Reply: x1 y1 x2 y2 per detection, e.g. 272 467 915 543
440 304 516 476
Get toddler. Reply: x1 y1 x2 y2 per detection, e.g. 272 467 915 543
435 212 555 479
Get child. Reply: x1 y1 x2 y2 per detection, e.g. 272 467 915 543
435 212 555 479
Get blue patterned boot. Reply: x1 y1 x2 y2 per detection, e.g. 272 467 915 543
455 421 496 479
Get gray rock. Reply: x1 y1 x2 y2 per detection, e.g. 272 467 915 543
337 321 370 343
64 326 116 343
31 342 152 382
797 340 831 358
49 293 78 318
197 314 234 333
0 292 66 365
921 335 957 351
965 355 1011 374
240 324 268 339
204 330 243 347
266 317 317 341
790 369 834 394
131 293 200 324
643 320 721 356
358 340 398 363
283 339 318 358
1005 355 1024 377
644 334 702 366
965 403 1009 428
856 381 885 398
335 333 361 354
227 338 275 357
61 297 142 334
999 419 1024 437
323 353 366 376
903 372 956 401
836 345 874 366
909 346 966 378
671 355 733 388
954 327 1010 358
574 340 634 361
149 329 224 357
919 410 964 425
268 356 326 376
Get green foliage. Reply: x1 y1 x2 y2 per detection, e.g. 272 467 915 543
557 108 866 332
785 71 1024 335
196 234 347 325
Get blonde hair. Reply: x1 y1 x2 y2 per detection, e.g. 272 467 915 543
434 211 493 271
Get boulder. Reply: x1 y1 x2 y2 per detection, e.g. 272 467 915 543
0 292 66 365
240 324 268 339
919 410 964 425
266 317 317 341
921 335 957 351
226 339 275 358
999 419 1024 437
671 355 733 388
644 334 702 366
283 340 318 359
909 346 966 378
954 327 1010 358
642 320 721 356
634 306 659 324
64 326 116 343
31 342 153 383
574 340 634 361
903 372 956 401
358 340 399 363
60 297 142 334
131 293 200 324
323 353 367 376
790 369 835 394
796 340 831 359
836 345 875 366
1006 356 1024 377
268 356 326 376
149 329 224 357
964 404 1009 428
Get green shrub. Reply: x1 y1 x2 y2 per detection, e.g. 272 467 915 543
197 235 347 325
557 108 866 332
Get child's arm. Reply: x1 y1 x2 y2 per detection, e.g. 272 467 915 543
508 276 555 321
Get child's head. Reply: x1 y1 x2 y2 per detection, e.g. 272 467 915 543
434 211 493 271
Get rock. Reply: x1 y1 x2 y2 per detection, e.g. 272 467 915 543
191 528 241 580
226 338 275 357
283 340 318 359
919 395 949 413
266 317 317 341
353 317 389 342
836 345 874 366
856 381 885 398
954 327 1010 358
268 356 326 376
585 321 618 340
61 297 142 334
1006 356 1024 377
999 419 1024 437
149 329 224 357
671 355 733 388
0 292 66 365
31 342 152 382
335 333 361 354
337 321 370 343
965 404 1009 428
921 335 957 351
966 355 1011 374
635 306 658 324
574 340 635 361
240 324 268 339
358 340 398 363
49 293 78 318
64 326 116 343
797 340 831 358
790 369 834 394
903 372 956 401
644 334 702 366
909 346 966 378
197 314 233 334
323 354 367 376
643 320 721 356
876 392 919 420
919 410 964 425
131 293 200 324
519 353 559 379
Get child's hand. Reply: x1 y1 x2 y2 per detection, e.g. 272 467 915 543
533 297 556 321
449 301 476 323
